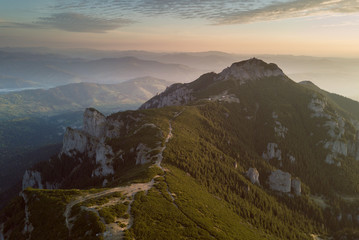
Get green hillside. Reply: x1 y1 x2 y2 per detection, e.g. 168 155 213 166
1 59 359 239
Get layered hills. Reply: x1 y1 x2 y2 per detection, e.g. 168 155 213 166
1 58 359 240
0 77 170 119
0 77 170 209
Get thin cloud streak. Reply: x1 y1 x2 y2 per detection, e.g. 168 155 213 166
0 13 134 33
52 0 359 24
37 13 134 33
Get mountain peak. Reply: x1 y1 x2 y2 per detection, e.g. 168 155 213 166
217 58 286 82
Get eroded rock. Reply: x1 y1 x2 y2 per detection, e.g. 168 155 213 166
291 178 301 196
268 170 291 193
22 170 43 190
246 168 260 185
83 108 107 138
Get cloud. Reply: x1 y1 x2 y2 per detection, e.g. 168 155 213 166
216 0 359 24
36 13 133 33
51 0 359 25
0 13 133 33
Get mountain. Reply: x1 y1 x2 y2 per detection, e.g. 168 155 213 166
1 58 359 239
0 77 171 208
0 77 171 119
0 51 201 90
2 48 359 100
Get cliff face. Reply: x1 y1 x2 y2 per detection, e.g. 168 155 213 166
140 84 194 109
22 109 117 190
21 107 165 190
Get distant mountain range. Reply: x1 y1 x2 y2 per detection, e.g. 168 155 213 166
0 76 171 209
2 58 358 239
0 77 171 119
1 48 358 100
0 50 201 89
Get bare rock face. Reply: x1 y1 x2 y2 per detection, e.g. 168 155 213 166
291 178 301 196
246 168 260 185
268 170 291 193
92 143 115 177
22 170 43 190
61 128 89 157
217 58 286 84
140 84 194 109
262 143 282 161
83 108 107 138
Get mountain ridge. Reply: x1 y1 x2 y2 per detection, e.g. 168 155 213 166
1 58 359 239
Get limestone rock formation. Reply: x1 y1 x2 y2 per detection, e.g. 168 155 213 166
140 83 194 109
268 170 291 193
61 128 90 157
217 58 286 83
83 108 106 138
262 143 282 161
22 170 43 190
291 178 301 196
246 168 260 185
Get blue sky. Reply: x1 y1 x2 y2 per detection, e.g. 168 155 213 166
0 0 358 56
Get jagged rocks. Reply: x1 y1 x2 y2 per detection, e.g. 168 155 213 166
22 170 43 190
140 84 193 109
262 143 282 161
246 168 260 185
83 108 107 138
268 170 302 195
291 178 301 196
92 143 115 177
61 128 89 157
268 170 291 193
135 143 152 165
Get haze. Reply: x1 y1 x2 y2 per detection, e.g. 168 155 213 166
0 0 358 99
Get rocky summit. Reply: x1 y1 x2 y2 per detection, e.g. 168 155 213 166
2 58 359 240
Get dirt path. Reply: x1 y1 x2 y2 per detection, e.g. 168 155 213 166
64 111 182 239
64 181 154 231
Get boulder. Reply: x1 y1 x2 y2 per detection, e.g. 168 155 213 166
291 178 301 196
268 170 291 193
246 168 260 185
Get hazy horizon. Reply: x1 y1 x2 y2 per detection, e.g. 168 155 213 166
1 0 359 57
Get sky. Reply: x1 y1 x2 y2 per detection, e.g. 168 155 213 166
0 0 359 57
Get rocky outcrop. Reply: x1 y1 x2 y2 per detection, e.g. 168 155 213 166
308 95 359 164
83 108 106 138
22 170 43 190
61 128 89 157
268 170 291 193
21 192 34 237
92 143 115 177
246 168 260 185
217 58 286 84
268 170 302 195
262 143 282 161
291 178 301 196
135 143 152 165
308 95 330 119
140 84 194 109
